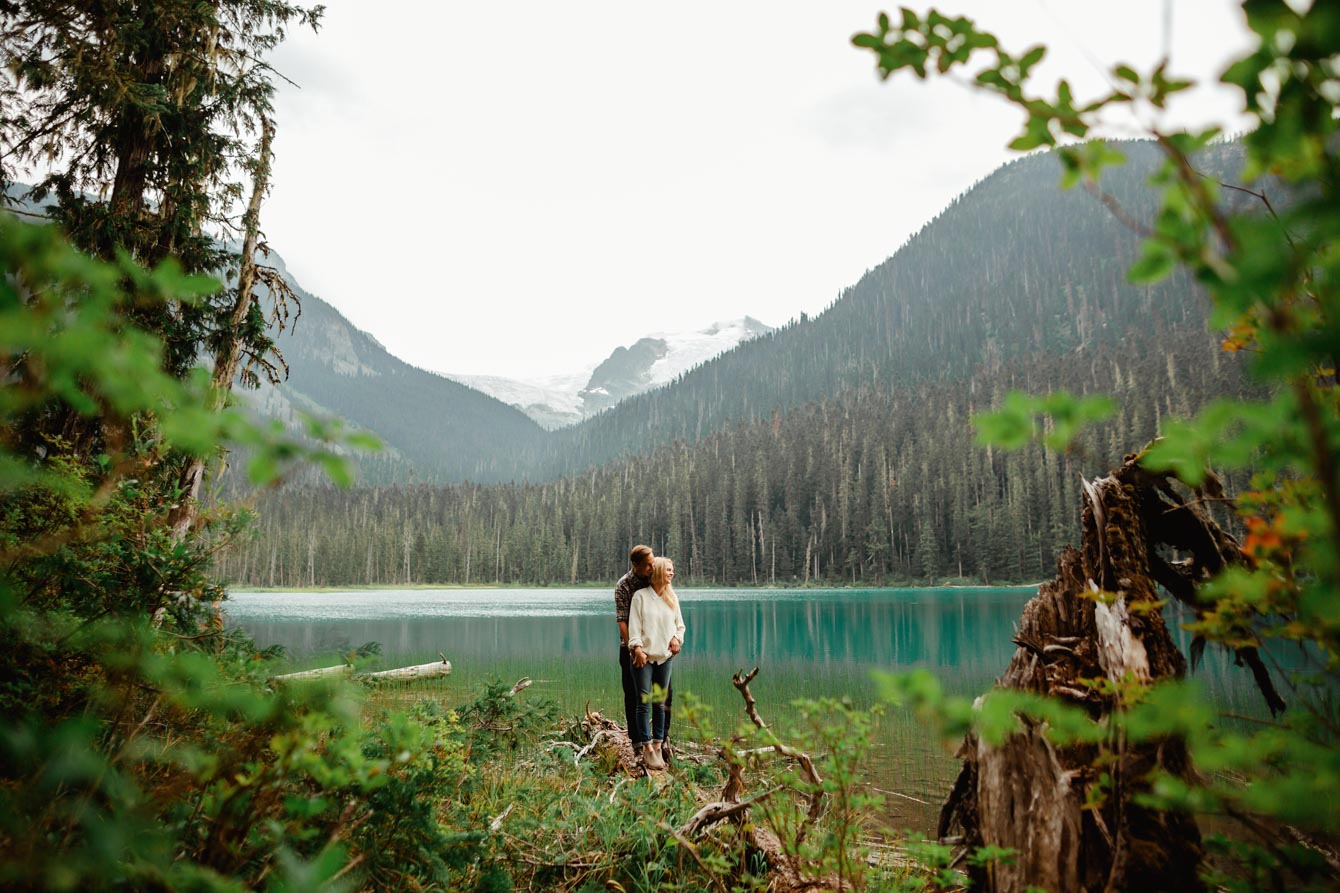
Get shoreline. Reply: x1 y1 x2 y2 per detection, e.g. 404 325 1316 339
226 581 1045 594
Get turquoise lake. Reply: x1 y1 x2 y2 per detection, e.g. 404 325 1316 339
225 586 1276 833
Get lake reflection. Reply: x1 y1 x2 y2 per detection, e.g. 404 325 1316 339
226 587 1031 694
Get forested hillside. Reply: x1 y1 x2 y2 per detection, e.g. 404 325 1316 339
502 140 1245 480
249 256 548 481
239 141 1247 486
225 322 1249 587
226 139 1256 586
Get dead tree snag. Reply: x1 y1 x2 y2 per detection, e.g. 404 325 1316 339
938 448 1281 893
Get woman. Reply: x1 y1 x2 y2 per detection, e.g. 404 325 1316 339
627 556 685 770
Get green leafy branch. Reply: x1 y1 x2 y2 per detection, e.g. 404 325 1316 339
0 218 378 497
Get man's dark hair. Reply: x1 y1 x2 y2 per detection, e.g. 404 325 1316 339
629 544 653 566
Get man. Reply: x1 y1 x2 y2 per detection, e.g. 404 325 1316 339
614 544 671 764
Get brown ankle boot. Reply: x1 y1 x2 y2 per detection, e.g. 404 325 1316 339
644 742 665 770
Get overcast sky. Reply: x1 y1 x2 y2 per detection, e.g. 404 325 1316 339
262 1 1254 380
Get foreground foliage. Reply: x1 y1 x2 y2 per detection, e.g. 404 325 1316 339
7 0 1336 889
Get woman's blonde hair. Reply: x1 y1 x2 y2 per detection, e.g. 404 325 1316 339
650 557 679 612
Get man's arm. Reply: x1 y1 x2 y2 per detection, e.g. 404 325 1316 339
614 573 634 645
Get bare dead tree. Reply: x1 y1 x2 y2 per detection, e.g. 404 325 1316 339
676 667 828 888
937 447 1283 892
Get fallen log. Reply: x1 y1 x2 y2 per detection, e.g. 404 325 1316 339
273 656 451 683
678 786 781 837
359 657 452 681
271 663 352 682
938 448 1274 892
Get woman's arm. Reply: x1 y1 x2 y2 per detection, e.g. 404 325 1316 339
667 606 686 655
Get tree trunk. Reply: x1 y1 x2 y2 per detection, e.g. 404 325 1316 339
938 450 1273 892
169 116 274 542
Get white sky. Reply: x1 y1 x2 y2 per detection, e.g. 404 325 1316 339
263 1 1254 380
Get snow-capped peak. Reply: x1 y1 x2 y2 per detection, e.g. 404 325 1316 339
644 317 772 387
446 316 772 429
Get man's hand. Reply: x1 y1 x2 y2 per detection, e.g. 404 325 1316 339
631 646 649 668
668 637 681 656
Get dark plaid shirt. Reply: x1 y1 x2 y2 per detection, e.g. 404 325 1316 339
614 569 650 626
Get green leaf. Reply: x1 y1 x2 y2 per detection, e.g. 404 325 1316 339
974 393 1037 450
247 452 281 486
1040 392 1117 450
1008 114 1055 151
315 453 354 488
344 432 383 452
1127 239 1177 284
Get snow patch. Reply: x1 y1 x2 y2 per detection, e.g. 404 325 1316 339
447 316 771 429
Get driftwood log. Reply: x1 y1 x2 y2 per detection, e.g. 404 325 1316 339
273 656 452 683
938 450 1282 893
361 657 452 681
271 663 351 682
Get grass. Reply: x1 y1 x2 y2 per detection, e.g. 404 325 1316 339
359 673 943 892
351 663 962 841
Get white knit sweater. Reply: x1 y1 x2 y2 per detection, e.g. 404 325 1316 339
627 586 687 664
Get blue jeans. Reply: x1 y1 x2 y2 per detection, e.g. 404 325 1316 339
621 645 672 746
632 657 673 744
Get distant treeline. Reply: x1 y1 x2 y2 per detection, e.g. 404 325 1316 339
221 325 1251 588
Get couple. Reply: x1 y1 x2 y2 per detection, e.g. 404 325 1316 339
614 545 686 770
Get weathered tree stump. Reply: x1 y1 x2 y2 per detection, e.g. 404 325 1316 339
938 450 1280 893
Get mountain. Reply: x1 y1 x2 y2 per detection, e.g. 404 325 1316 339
3 183 550 484
441 370 589 431
226 140 1264 588
579 317 774 414
447 317 773 429
242 254 548 483
494 139 1250 480
244 140 1253 488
